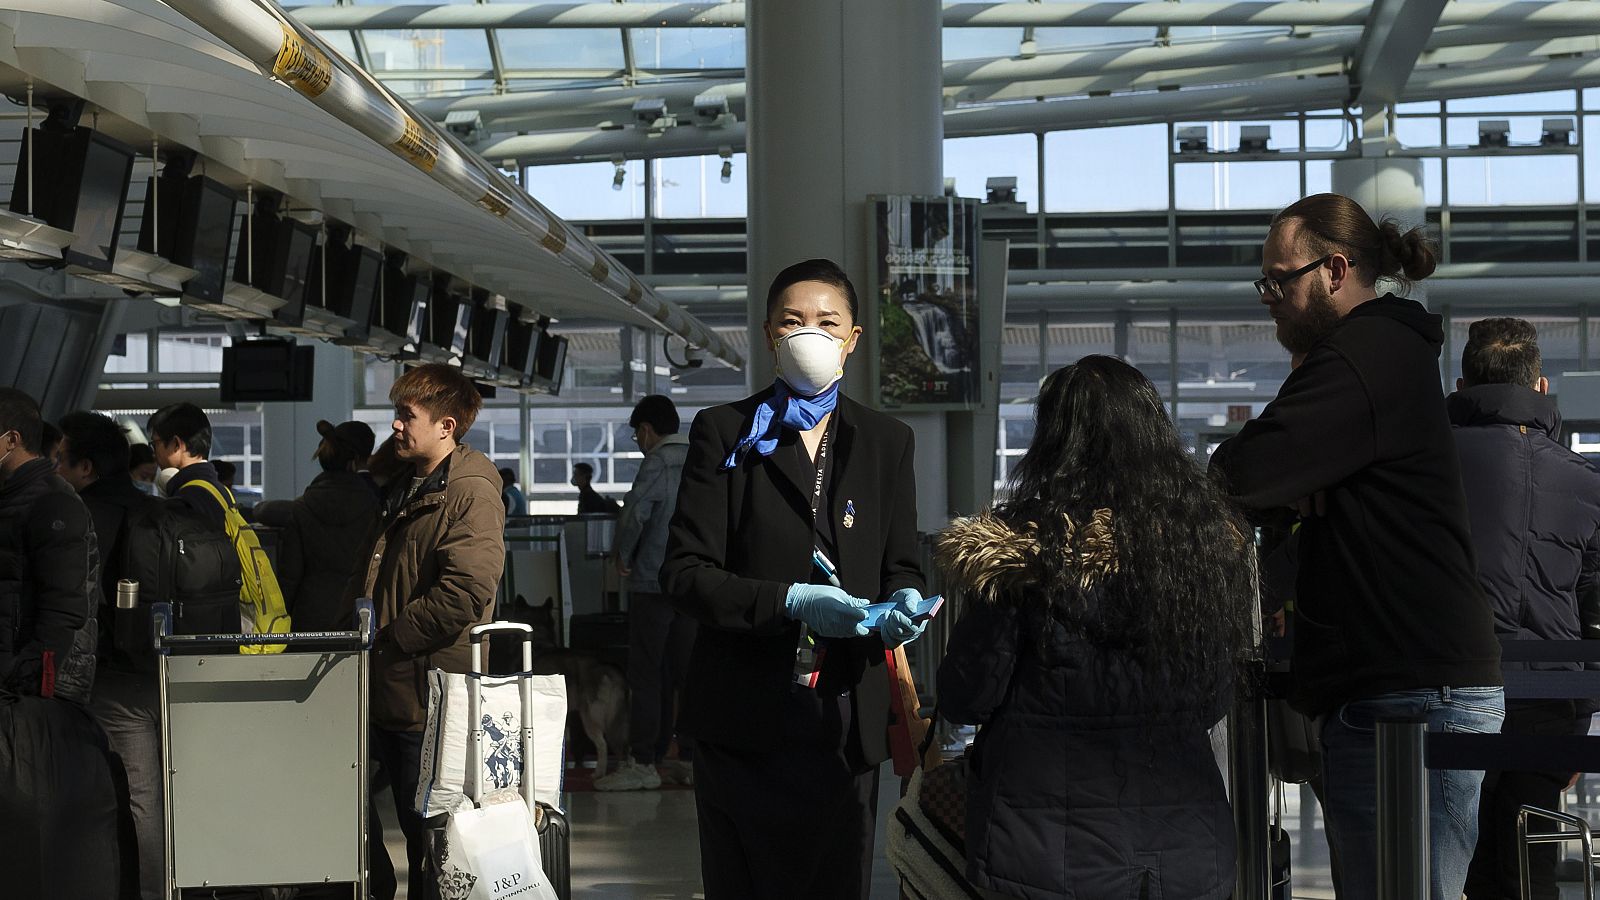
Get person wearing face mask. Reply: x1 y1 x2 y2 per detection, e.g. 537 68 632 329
0 388 124 898
661 258 928 900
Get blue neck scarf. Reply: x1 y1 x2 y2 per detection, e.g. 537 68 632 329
721 380 840 470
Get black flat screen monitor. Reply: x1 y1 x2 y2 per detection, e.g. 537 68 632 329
535 333 568 395
315 226 380 338
220 340 314 402
180 177 238 303
378 255 412 335
468 300 508 368
274 221 317 328
11 126 136 272
232 198 315 327
503 319 536 381
429 284 471 357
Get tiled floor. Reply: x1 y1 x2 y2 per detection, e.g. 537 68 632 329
379 769 1600 899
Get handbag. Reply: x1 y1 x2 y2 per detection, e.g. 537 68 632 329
438 794 560 900
886 715 983 900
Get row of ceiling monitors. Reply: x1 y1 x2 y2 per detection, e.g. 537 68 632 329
2 121 567 396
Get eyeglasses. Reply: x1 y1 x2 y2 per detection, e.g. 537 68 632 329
1254 255 1332 301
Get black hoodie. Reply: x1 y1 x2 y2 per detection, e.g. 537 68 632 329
1448 383 1600 670
1214 294 1501 715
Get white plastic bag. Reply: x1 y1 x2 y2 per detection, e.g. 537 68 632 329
416 671 566 817
437 797 559 900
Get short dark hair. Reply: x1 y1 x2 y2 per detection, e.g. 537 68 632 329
628 395 680 436
0 388 43 453
765 258 859 325
1462 317 1542 388
148 403 213 458
128 442 155 471
213 460 236 484
390 363 483 436
40 422 62 460
59 411 131 479
499 467 517 487
572 462 594 476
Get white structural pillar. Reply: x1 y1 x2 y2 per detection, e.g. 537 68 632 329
261 340 356 501
1332 114 1427 302
746 0 952 531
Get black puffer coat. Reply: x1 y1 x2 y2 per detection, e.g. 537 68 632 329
936 511 1234 900
1448 384 1600 669
0 457 99 704
265 470 381 632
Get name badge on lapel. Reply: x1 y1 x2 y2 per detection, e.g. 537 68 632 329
842 500 856 530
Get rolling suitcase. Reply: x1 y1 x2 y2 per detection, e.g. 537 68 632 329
425 622 571 900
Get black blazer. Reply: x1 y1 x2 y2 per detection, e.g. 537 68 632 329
662 388 924 761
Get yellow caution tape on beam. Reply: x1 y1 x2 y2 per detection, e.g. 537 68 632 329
625 281 643 304
476 190 512 217
394 117 440 172
541 222 568 255
590 258 610 282
272 30 334 98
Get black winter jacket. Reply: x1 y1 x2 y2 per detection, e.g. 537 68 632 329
268 470 382 632
935 511 1234 900
0 457 99 703
1448 384 1600 670
1213 294 1502 715
78 473 161 671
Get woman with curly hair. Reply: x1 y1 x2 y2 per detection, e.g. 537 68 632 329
936 354 1257 900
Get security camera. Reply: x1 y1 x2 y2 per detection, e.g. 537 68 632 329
632 98 674 130
1176 125 1208 154
693 93 732 127
1477 120 1511 148
444 109 483 141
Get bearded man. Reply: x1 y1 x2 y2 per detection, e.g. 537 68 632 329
1211 193 1503 900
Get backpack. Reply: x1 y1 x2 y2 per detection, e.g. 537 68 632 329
181 479 292 654
116 498 243 668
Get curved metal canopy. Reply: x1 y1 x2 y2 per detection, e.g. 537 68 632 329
0 0 743 369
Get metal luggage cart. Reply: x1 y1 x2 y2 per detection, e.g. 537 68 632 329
153 600 375 899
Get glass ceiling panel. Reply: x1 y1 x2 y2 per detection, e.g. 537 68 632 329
317 29 358 60
497 29 626 70
631 28 744 71
364 30 492 72
943 28 1025 62
1166 26 1292 41
1033 27 1155 52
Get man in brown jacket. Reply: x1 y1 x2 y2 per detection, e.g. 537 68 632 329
351 363 505 900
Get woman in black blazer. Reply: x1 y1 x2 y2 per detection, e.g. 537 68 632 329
662 258 927 900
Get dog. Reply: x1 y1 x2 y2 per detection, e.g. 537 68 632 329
497 594 630 778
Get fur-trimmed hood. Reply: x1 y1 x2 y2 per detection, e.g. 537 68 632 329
934 508 1117 604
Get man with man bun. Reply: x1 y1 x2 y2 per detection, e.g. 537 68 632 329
1213 193 1503 900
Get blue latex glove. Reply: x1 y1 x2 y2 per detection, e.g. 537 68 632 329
784 584 870 638
880 587 928 650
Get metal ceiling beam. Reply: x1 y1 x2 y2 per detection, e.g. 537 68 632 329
162 0 743 370
476 75 1353 164
1350 0 1446 110
288 1 1600 31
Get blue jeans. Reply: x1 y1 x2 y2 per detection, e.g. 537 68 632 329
1319 686 1505 900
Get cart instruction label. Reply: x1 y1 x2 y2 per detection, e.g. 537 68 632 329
273 30 333 98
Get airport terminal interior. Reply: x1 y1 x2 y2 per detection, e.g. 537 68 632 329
13 0 1600 898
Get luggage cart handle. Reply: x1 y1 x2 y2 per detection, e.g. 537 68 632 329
151 599 375 653
465 620 538 810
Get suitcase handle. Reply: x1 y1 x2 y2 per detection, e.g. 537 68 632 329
465 620 537 809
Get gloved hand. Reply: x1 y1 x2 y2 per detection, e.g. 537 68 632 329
880 587 928 650
784 584 870 638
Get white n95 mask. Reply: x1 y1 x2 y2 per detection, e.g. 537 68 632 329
774 327 847 397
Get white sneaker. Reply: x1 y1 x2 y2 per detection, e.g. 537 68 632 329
594 760 662 791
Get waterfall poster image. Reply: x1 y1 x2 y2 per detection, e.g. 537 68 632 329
874 196 979 407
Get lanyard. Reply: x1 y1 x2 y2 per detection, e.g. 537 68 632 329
809 428 831 522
